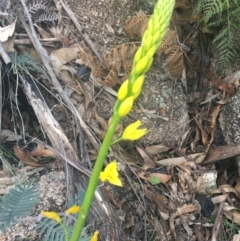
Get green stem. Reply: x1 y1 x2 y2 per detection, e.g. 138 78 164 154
70 114 121 241
110 137 122 146
59 221 69 241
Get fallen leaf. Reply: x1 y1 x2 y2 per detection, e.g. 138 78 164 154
1 130 22 142
156 153 203 166
149 173 172 184
13 145 54 168
224 210 240 225
211 194 229 204
30 149 56 157
0 19 16 42
136 146 155 169
146 144 170 154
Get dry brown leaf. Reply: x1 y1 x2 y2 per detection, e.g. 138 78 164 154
30 149 56 158
170 204 199 240
136 146 155 169
13 145 53 168
95 113 108 131
156 153 203 166
124 14 150 37
150 173 172 184
194 116 209 146
210 104 222 131
138 171 171 184
224 210 240 225
206 69 236 96
211 194 229 204
146 144 170 155
212 184 240 199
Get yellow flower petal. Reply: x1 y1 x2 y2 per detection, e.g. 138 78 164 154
65 205 81 215
100 162 122 187
122 120 148 141
41 211 61 223
90 230 99 241
118 96 134 117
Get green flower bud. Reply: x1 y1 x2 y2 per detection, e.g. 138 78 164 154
134 47 143 63
135 56 149 75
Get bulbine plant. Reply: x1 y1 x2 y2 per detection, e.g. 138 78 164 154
42 0 175 240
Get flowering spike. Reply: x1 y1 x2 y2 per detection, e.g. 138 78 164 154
122 120 148 141
118 96 134 117
65 205 81 215
100 161 122 186
41 211 61 223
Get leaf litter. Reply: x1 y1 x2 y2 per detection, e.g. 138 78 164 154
1 0 240 240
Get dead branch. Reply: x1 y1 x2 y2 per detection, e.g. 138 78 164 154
19 0 99 151
203 143 240 164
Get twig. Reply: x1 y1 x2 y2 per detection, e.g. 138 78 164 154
211 196 225 241
19 0 99 151
203 143 240 164
0 41 11 64
59 0 102 61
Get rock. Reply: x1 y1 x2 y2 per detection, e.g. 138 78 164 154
136 70 189 145
219 89 240 173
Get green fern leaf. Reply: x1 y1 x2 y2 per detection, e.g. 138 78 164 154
0 180 39 233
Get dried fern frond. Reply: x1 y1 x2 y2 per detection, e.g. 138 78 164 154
103 68 118 87
163 45 184 78
174 0 194 9
124 14 150 38
157 29 178 56
102 43 138 75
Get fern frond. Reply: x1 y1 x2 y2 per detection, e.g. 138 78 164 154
10 52 43 74
0 180 39 233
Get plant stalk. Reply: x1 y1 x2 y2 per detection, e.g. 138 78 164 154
70 114 120 241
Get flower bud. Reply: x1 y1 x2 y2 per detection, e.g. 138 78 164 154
132 75 145 95
118 79 129 100
135 56 149 75
134 47 143 63
118 96 134 117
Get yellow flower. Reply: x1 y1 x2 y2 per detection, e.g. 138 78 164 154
100 161 122 186
90 230 99 241
41 211 61 223
122 120 147 141
118 96 134 117
65 205 81 215
118 79 129 100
